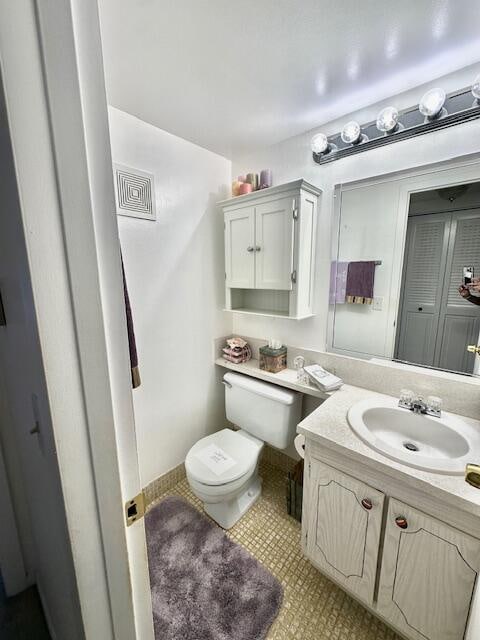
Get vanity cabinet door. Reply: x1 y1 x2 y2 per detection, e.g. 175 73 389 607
254 196 294 290
224 207 256 288
378 499 480 640
304 459 385 605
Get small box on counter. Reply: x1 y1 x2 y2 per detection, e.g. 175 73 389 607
259 344 287 373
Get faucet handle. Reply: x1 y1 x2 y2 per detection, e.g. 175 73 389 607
399 389 414 407
426 395 442 416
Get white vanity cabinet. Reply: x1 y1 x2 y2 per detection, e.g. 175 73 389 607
378 499 480 640
303 452 480 640
220 180 320 319
304 460 385 605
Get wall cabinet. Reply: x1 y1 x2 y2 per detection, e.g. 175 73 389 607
220 180 320 319
303 456 480 640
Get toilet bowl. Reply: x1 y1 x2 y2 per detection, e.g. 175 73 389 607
185 372 301 529
186 428 263 529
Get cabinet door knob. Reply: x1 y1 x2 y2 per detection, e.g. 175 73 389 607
247 246 254 252
255 246 261 252
395 516 408 529
361 498 373 510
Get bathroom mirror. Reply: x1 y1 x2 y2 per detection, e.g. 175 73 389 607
329 161 480 376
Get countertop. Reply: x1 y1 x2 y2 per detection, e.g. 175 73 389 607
215 357 330 400
297 384 480 518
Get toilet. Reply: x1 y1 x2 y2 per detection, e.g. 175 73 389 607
185 371 301 529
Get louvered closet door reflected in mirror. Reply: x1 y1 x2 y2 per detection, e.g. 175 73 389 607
395 209 480 374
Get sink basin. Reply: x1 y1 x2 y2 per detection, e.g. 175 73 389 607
347 397 480 474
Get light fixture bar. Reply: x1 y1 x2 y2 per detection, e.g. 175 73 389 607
312 86 480 165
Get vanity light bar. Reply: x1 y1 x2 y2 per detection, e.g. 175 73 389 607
312 86 480 165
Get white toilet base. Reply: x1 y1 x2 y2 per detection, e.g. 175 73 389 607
203 475 262 529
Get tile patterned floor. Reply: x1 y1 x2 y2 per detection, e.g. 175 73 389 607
151 461 401 640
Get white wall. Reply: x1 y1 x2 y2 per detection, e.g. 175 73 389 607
333 180 401 358
108 107 232 486
232 63 480 352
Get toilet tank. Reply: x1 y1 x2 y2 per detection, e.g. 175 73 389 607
224 372 301 450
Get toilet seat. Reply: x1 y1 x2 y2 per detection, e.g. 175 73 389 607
185 429 262 487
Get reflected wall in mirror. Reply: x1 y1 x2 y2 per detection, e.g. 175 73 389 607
329 161 480 376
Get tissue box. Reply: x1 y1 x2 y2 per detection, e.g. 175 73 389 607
259 345 287 373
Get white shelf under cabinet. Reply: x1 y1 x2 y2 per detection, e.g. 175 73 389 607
215 357 331 400
223 308 315 320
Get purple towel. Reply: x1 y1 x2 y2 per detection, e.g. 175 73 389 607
329 261 348 304
121 257 141 388
345 261 375 304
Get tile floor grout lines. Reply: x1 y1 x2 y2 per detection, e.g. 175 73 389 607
150 460 400 640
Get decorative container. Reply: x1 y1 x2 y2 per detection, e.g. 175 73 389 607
238 182 252 195
245 173 259 191
231 180 243 196
259 344 287 373
259 169 272 189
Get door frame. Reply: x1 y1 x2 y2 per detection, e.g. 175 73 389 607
0 1 153 639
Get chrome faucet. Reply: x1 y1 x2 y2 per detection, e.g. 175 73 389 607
398 390 442 418
411 398 428 415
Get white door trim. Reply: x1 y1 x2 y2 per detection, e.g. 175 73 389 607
0 1 153 638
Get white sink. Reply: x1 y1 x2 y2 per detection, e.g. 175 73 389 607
347 397 480 474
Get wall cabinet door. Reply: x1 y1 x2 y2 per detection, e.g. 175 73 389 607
255 196 294 290
378 499 480 640
224 207 255 288
304 459 385 605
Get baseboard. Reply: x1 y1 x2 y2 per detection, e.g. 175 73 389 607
143 444 298 510
144 463 186 508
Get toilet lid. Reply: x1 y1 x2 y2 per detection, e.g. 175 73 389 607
185 429 260 486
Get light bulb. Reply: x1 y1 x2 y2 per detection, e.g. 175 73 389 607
311 133 329 154
341 121 361 144
472 74 480 101
419 88 446 118
376 106 399 133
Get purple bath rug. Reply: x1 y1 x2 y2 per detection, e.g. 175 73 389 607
145 496 283 640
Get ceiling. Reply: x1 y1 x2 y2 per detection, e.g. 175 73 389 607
97 0 480 159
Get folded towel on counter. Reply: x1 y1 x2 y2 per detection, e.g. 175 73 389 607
345 261 376 305
329 261 348 305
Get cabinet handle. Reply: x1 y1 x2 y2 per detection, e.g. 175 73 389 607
395 516 408 529
361 498 373 510
247 246 254 252
255 246 261 252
